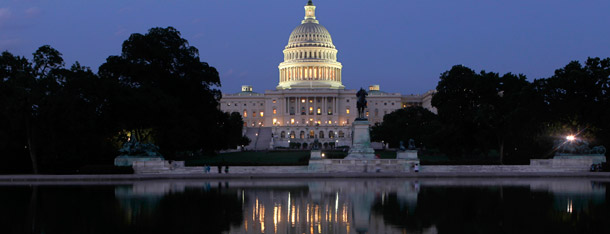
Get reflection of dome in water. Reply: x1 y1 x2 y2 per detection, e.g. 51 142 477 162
278 0 344 90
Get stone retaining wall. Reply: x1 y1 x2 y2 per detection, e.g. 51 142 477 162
422 158 594 173
133 158 596 174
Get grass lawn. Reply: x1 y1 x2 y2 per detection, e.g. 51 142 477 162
185 151 310 166
186 149 502 166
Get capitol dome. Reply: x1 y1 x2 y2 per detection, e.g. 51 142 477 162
286 23 334 49
277 0 344 90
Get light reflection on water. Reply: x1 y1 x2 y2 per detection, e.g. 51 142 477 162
111 178 609 234
1 178 608 233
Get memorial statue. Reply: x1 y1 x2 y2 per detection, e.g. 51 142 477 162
408 139 416 150
356 88 368 120
115 130 164 167
399 141 406 151
119 133 162 157
312 138 320 150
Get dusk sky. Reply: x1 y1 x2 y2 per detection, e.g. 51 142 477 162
1 0 609 94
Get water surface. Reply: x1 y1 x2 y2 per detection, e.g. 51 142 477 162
1 178 609 234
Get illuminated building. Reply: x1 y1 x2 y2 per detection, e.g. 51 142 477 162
220 1 436 149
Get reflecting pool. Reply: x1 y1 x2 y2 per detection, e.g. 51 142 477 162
1 178 609 233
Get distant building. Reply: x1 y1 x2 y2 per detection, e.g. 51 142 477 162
220 1 436 149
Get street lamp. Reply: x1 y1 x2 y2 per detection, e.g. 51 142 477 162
566 135 575 141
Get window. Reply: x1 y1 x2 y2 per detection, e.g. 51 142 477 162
328 108 333 115
273 100 277 104
290 131 295 139
301 107 306 115
346 99 349 102
291 118 295 124
384 103 387 106
317 108 321 115
339 131 345 138
253 111 256 117
273 118 277 125
280 131 285 138
346 108 350 114
227 103 231 106
260 112 264 117
243 110 248 117
309 107 313 115
244 103 246 106
328 120 332 124
319 131 325 138
300 131 305 139
260 103 263 106
309 130 314 138
329 131 334 139
366 111 369 117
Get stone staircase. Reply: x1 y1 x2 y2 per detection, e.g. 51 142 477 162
243 127 272 151
255 127 272 150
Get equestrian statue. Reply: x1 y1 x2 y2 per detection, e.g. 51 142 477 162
356 88 368 120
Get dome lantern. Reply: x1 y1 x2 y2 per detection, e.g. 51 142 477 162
303 0 318 24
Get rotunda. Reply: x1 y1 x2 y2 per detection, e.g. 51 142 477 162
277 0 344 90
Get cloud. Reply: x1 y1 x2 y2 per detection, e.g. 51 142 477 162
0 8 11 19
193 32 204 39
114 26 128 37
225 69 235 77
117 7 132 14
24 7 41 17
0 38 22 48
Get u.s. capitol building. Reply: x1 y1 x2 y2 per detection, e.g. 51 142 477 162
220 1 436 150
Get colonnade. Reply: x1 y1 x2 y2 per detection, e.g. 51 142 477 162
284 96 338 117
279 66 341 82
284 50 336 60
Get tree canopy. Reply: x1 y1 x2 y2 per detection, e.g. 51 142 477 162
0 27 248 173
373 58 609 164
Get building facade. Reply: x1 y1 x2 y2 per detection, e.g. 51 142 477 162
220 1 436 150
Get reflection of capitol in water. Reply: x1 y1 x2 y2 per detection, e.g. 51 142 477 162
234 180 419 234
112 178 609 234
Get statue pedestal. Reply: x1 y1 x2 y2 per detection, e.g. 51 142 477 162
346 120 375 159
397 150 418 159
310 150 322 160
114 155 164 167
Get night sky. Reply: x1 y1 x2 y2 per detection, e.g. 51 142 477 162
1 0 609 95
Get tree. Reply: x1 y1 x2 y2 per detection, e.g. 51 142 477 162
0 51 38 172
535 57 610 155
371 106 440 149
98 27 241 158
432 65 483 158
432 65 545 163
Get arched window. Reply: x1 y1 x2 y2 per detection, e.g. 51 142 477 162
243 110 247 117
290 131 296 139
339 131 345 138
280 131 286 139
329 131 334 139
300 131 305 139
319 131 325 138
309 130 314 138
